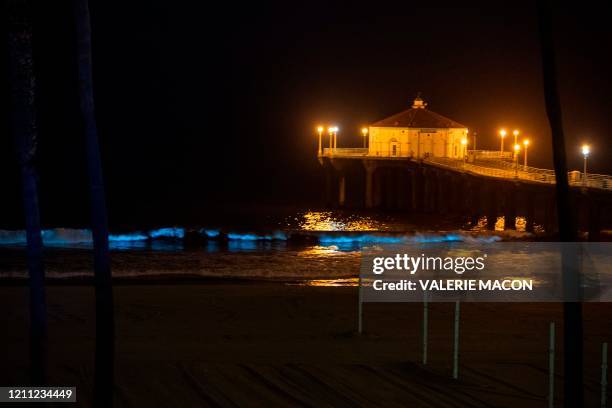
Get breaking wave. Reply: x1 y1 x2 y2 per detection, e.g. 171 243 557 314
1 227 504 249
0 227 185 247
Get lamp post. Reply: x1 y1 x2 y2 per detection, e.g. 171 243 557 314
499 129 507 156
327 126 338 155
513 130 520 160
317 126 323 156
332 126 338 151
461 138 468 161
582 144 590 186
328 126 338 155
523 139 530 168
513 143 521 178
513 129 520 145
361 127 368 148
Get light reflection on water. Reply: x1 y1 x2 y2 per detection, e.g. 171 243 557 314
468 215 544 234
290 211 387 232
288 212 545 237
297 246 351 257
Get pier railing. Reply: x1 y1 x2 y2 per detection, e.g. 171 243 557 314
317 148 612 190
468 150 513 160
321 148 368 157
426 157 612 190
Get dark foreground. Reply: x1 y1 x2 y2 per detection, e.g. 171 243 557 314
0 283 610 407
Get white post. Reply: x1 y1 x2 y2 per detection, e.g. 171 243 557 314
453 301 460 379
423 295 428 365
584 155 588 186
357 275 363 335
548 322 556 408
602 342 608 408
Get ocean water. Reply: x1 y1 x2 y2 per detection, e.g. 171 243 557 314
0 210 528 281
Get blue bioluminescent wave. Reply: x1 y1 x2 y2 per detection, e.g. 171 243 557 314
149 227 185 239
1 227 502 249
1 229 94 246
1 227 186 246
318 234 405 244
0 230 27 245
411 234 463 243
41 229 93 245
227 232 287 241
109 233 148 242
318 233 501 246
201 229 221 238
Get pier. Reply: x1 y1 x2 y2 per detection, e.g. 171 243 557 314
316 98 612 237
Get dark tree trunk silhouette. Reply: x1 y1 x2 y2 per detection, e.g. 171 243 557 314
73 0 115 406
6 0 47 385
537 1 583 407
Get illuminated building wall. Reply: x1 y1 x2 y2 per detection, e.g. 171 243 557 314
367 97 468 159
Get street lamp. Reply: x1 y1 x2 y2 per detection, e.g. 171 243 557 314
513 143 521 178
582 144 590 186
327 126 338 154
512 130 520 160
326 126 338 153
317 126 324 156
522 139 530 168
361 127 368 148
499 129 507 156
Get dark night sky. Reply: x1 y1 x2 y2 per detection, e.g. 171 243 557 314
1 1 611 229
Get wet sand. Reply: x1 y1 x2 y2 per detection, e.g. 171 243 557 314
0 283 610 407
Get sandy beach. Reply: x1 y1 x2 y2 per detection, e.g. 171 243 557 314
0 282 609 407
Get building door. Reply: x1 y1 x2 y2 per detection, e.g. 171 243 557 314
389 139 399 156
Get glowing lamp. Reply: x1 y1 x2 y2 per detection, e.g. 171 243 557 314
582 144 590 157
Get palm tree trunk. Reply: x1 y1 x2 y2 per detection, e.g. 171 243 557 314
6 0 47 385
536 1 583 406
72 0 114 406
